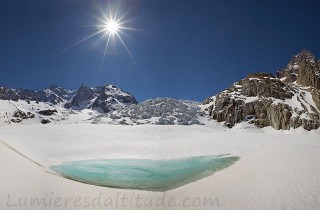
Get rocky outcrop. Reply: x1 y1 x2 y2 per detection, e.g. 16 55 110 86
41 119 51 124
91 85 137 113
65 84 96 108
240 73 294 99
203 56 320 130
277 50 320 89
10 110 35 123
296 64 320 89
204 74 293 129
38 109 58 116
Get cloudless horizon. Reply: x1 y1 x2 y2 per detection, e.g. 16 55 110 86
1 0 320 102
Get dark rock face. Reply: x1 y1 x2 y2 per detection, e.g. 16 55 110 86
204 51 320 131
10 110 35 123
65 84 96 108
38 109 58 116
296 64 320 89
41 119 51 124
91 85 137 113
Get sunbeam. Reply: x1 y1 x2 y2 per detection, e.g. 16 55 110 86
60 2 137 68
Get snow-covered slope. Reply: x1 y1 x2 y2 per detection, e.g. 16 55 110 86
0 124 319 210
0 100 68 125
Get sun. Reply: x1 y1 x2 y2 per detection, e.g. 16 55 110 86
60 2 137 68
105 19 120 35
96 9 137 65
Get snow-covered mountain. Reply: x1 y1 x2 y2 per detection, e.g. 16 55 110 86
0 84 138 125
63 84 137 112
92 85 138 113
202 50 320 130
0 85 74 104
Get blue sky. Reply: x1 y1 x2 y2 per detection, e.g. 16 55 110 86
0 0 320 102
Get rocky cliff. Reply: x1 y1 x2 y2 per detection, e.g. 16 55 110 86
203 50 320 130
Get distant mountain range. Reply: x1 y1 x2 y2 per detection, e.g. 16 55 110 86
0 83 205 126
0 84 137 111
1 50 319 130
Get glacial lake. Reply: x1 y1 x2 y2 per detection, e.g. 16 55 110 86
50 155 239 191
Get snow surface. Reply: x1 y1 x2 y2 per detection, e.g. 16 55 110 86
0 123 320 210
0 100 68 125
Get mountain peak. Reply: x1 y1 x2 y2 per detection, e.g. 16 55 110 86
276 49 320 89
285 49 317 72
247 72 274 79
106 84 118 89
281 49 317 72
48 84 58 90
291 49 316 66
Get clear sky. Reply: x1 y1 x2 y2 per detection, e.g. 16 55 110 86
1 0 320 102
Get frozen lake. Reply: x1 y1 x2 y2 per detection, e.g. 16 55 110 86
51 155 239 191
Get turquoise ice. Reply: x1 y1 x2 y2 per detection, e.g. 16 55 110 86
51 155 239 191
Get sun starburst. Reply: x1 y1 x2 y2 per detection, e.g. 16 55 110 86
105 19 120 35
60 2 137 68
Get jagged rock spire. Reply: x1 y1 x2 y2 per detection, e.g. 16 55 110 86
277 50 320 89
